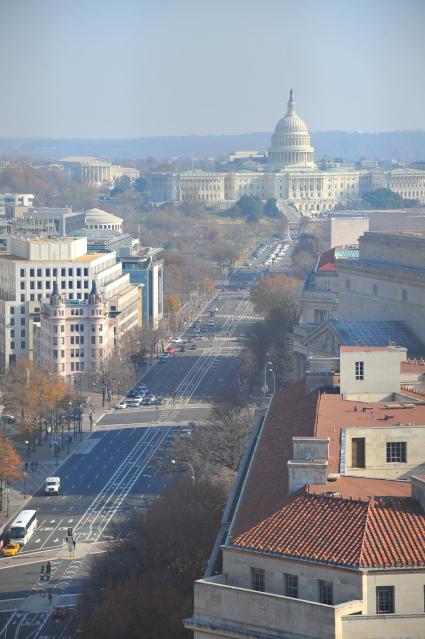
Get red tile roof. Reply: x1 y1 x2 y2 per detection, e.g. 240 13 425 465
314 392 425 475
231 492 425 569
308 476 411 501
231 380 318 536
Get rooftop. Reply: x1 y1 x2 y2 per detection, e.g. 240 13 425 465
231 491 425 569
329 320 425 357
231 378 425 537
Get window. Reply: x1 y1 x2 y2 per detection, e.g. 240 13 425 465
402 289 408 302
251 568 265 592
21 330 25 338
20 294 25 302
21 341 25 349
352 437 365 468
355 361 364 380
318 580 333 605
30 268 34 277
284 574 298 598
61 268 66 276
21 318 25 326
20 281 25 290
376 586 394 614
386 442 406 463
91 336 96 344
37 268 42 277
30 281 35 290
20 269 25 277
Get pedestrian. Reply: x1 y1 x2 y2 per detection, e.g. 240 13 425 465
46 561 51 581
40 564 45 583
72 539 76 556
24 461 28 472
30 462 35 472
48 589 53 604
34 461 38 471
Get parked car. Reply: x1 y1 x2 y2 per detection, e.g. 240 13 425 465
171 337 183 344
154 397 164 405
179 345 186 352
128 399 142 407
126 391 136 398
114 401 127 409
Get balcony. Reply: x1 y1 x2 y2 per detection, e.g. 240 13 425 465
186 575 363 639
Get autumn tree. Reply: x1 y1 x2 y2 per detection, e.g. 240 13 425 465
170 391 253 479
251 274 301 316
77 479 227 639
0 361 68 449
0 435 22 513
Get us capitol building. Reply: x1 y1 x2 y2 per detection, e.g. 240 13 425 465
150 90 425 215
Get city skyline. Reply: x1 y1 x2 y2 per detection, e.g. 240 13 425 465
0 0 424 138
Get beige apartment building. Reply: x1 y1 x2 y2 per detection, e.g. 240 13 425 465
187 348 425 639
0 236 140 373
34 280 114 382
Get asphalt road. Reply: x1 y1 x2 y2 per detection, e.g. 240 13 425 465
0 260 271 638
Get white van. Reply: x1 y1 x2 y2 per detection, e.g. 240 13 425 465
45 477 61 495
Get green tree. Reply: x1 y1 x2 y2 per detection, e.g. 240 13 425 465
236 195 263 222
361 187 418 209
263 198 280 218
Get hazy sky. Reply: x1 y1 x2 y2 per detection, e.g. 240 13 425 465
0 0 424 137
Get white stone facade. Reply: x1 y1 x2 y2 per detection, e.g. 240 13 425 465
59 156 140 187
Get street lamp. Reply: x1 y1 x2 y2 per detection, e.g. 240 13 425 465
170 459 195 487
263 361 276 396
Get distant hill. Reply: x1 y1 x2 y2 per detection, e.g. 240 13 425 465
0 130 424 162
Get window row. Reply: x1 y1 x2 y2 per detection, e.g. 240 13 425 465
251 568 333 605
20 267 89 278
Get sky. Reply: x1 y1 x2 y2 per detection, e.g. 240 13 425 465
0 0 424 138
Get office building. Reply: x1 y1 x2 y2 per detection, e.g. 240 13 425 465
186 348 425 639
120 247 164 329
0 236 140 372
34 280 114 382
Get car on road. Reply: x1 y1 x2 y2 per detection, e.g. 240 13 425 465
128 398 142 407
179 345 186 352
144 394 157 405
190 343 197 350
171 337 183 343
2 543 21 557
154 397 164 405
207 320 215 327
126 390 136 398
52 608 67 619
114 401 127 409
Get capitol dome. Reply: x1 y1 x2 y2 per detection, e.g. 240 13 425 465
268 90 315 168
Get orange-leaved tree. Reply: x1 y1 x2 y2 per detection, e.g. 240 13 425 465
1 361 68 449
0 435 22 513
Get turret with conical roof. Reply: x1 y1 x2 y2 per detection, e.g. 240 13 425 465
88 279 102 305
50 280 65 306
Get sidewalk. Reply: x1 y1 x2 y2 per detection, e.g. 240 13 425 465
1 404 108 532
